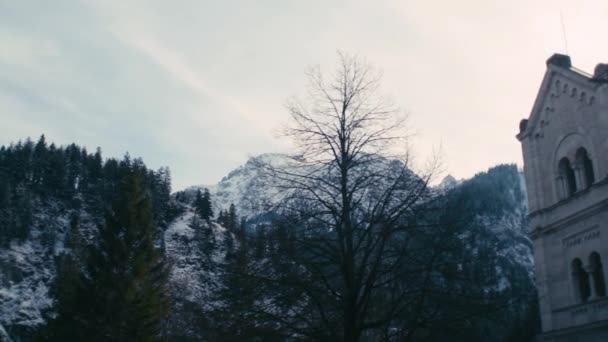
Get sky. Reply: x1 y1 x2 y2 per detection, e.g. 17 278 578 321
2 0 608 190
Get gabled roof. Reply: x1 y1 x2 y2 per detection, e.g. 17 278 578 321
517 54 607 141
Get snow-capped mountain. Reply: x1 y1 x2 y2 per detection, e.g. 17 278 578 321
0 148 534 341
185 153 420 222
183 153 292 220
437 174 461 190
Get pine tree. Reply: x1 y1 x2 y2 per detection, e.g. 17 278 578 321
94 170 168 341
217 209 227 227
48 171 169 341
65 144 82 195
254 224 267 259
190 213 216 266
44 143 66 196
0 176 11 246
194 188 213 221
215 224 280 340
45 214 86 340
227 203 238 231
194 189 204 217
223 227 234 257
201 188 213 221
216 240 257 340
13 184 32 241
32 134 47 187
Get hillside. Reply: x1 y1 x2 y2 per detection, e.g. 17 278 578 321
0 140 536 341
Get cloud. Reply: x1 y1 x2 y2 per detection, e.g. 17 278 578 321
0 31 60 67
2 0 608 190
116 30 260 129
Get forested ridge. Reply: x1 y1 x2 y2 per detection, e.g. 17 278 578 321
0 135 172 245
0 136 173 341
0 137 538 342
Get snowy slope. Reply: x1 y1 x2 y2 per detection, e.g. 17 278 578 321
0 154 534 340
162 202 236 339
186 153 419 221
164 207 227 306
457 165 534 293
185 153 292 219
186 157 533 282
0 201 65 335
0 198 104 338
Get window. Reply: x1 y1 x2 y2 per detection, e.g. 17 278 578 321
559 157 577 196
589 252 606 297
572 258 591 302
576 148 595 188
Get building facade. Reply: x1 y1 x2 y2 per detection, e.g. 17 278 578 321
517 54 608 341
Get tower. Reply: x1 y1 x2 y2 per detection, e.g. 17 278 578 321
518 54 608 341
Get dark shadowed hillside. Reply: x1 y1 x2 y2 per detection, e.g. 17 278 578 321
0 138 538 341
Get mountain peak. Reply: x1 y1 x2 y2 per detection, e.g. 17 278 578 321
438 174 459 189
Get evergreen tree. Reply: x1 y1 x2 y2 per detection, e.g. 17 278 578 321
47 170 169 341
214 224 280 341
201 188 213 221
44 143 66 196
32 135 47 187
65 144 82 195
223 227 234 257
215 241 258 340
194 188 213 221
217 209 227 227
254 224 267 259
0 175 11 245
45 214 86 340
227 203 238 231
12 184 32 241
190 213 216 266
157 167 172 223
194 189 204 216
82 147 103 195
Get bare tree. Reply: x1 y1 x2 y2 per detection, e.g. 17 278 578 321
253 52 442 341
216 53 525 342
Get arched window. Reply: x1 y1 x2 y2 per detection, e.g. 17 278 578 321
559 157 577 196
589 252 606 297
572 258 591 302
576 148 595 188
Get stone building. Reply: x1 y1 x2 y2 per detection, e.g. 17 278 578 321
517 54 608 341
